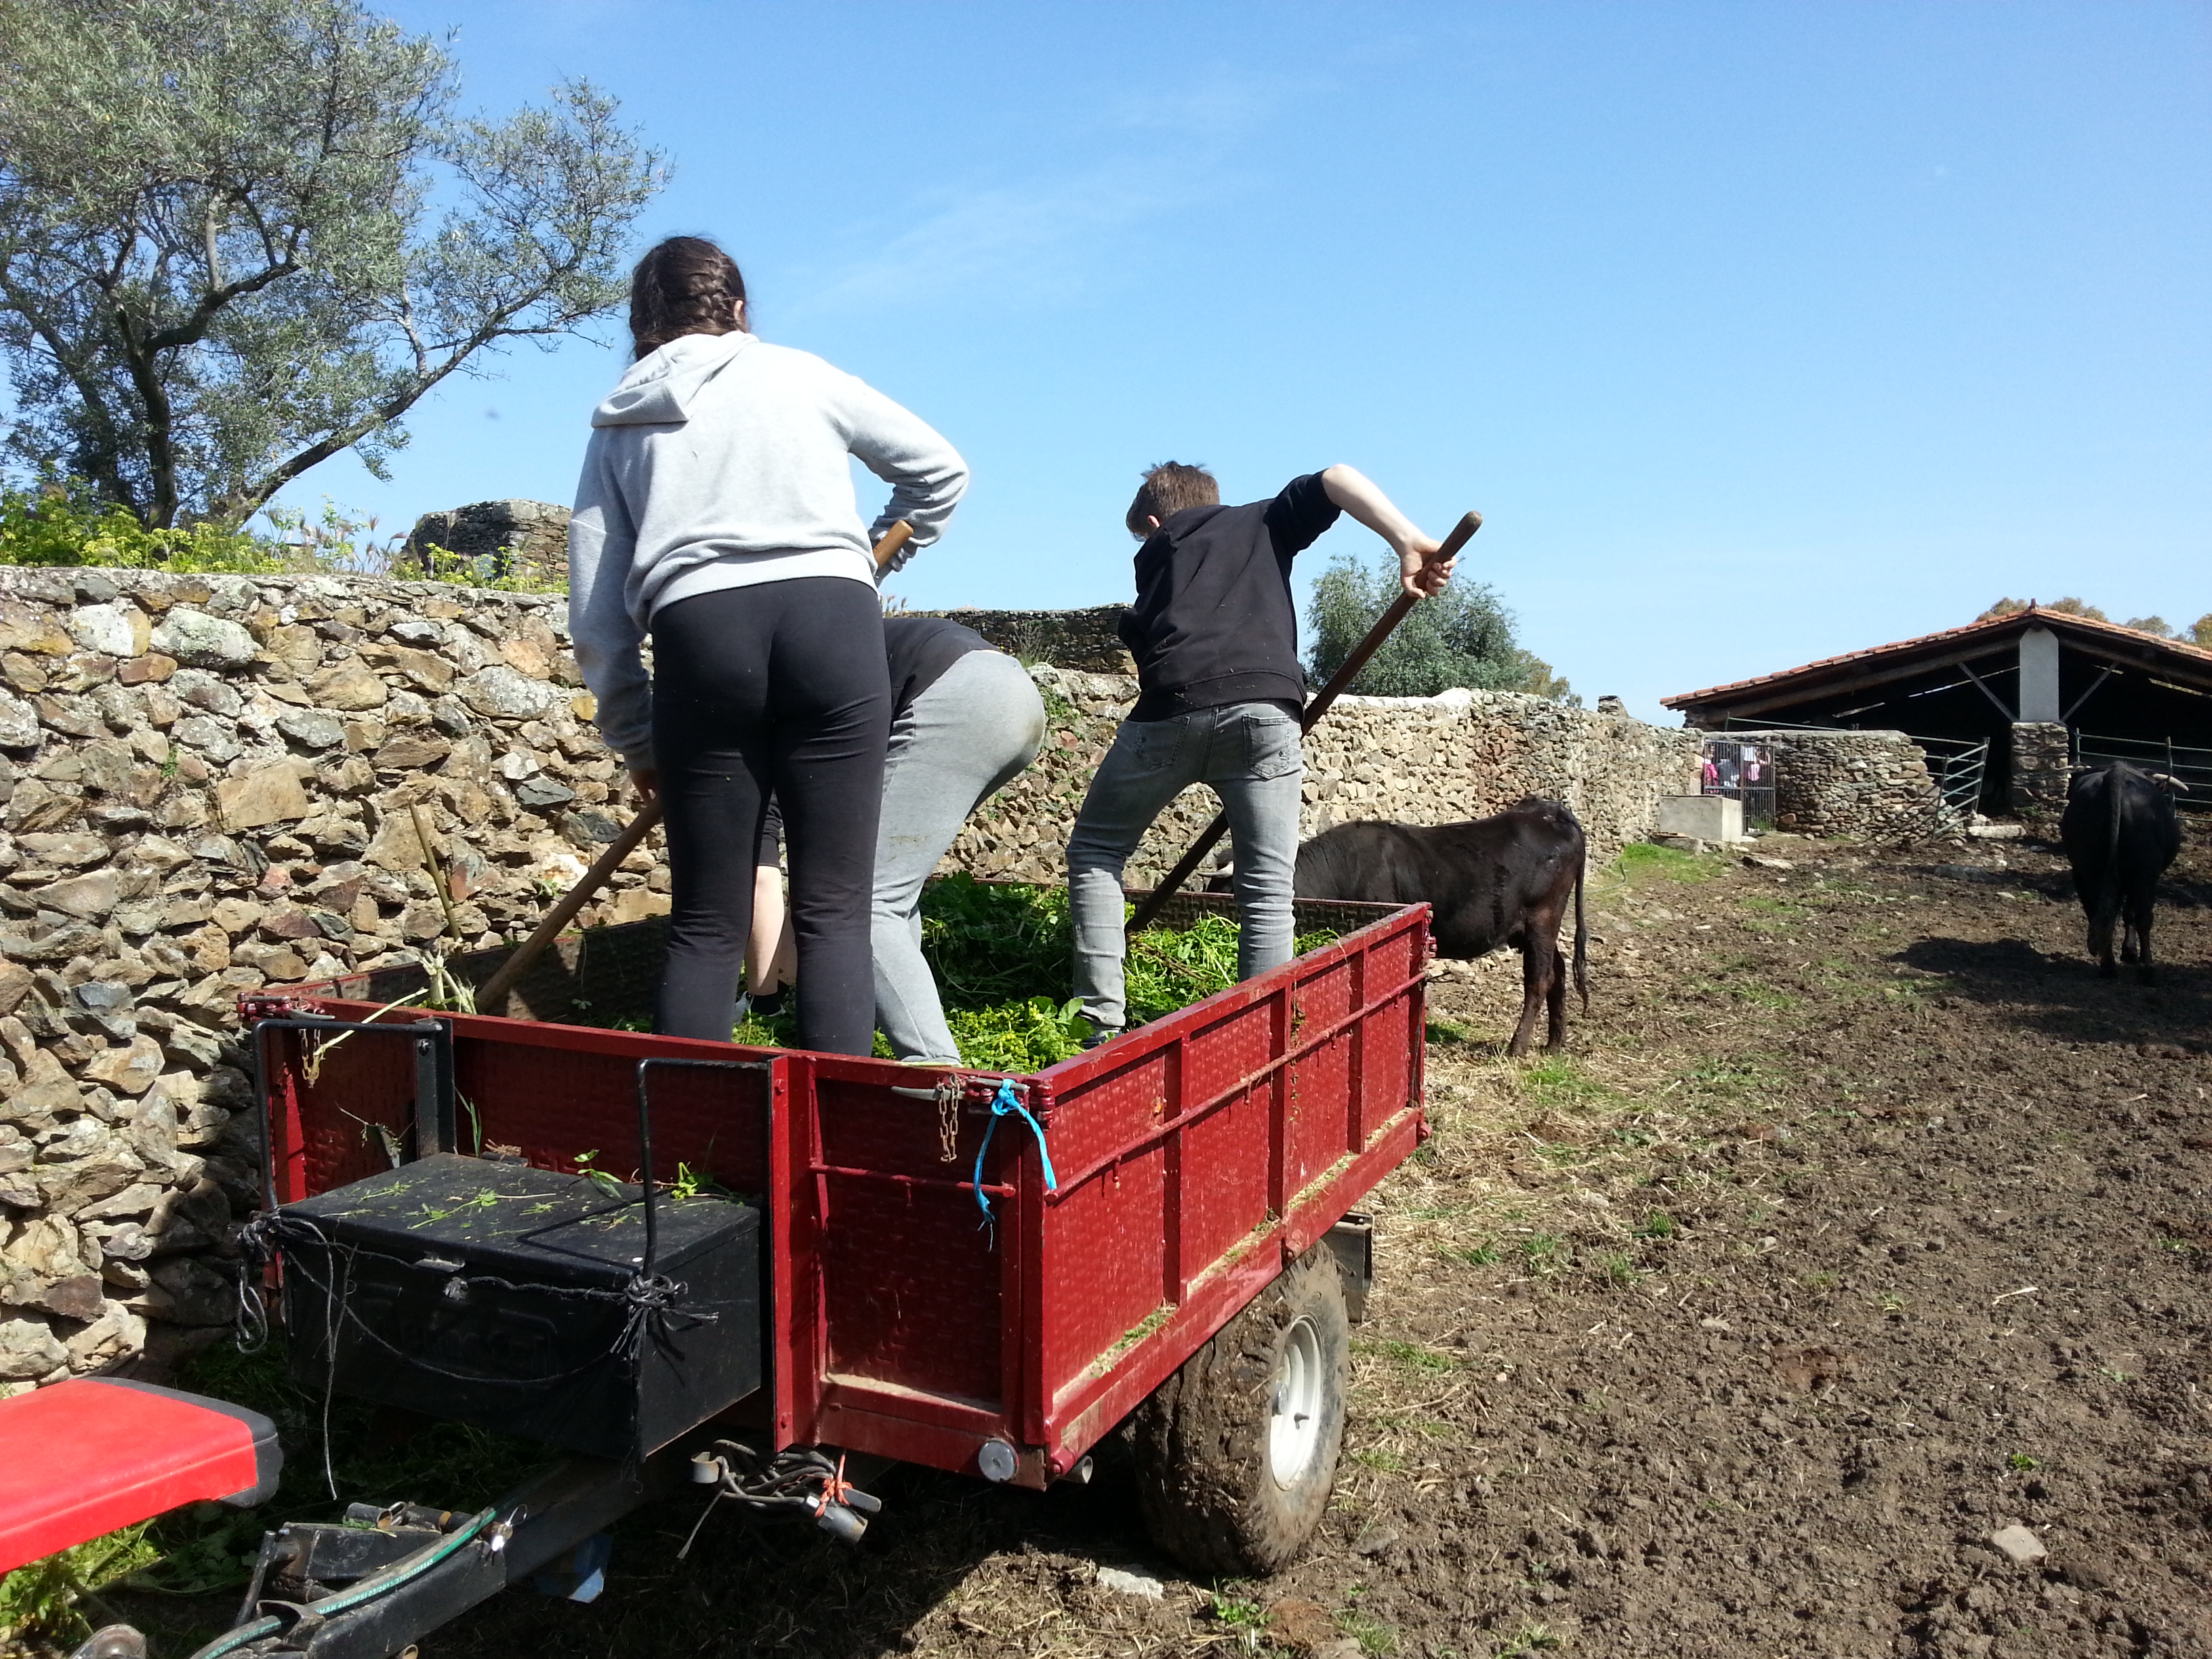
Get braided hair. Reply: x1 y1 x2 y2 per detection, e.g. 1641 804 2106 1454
628 236 750 360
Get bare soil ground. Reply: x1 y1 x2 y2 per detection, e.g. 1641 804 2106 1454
104 827 2212 1658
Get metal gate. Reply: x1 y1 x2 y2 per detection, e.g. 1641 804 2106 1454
1910 734 1992 820
2074 731 2212 812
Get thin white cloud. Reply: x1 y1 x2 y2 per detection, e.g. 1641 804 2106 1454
784 67 1292 322
1107 66 1296 138
788 161 1195 316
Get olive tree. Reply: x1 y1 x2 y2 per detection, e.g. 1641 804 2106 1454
0 0 665 527
1306 551 1577 703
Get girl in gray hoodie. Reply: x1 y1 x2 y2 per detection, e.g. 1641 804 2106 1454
568 237 968 1053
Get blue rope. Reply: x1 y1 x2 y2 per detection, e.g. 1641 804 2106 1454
972 1079 1057 1237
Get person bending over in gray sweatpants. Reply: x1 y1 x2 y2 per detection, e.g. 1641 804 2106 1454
1066 463 1453 1043
758 616 1046 1063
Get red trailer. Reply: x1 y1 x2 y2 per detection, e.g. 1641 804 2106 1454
6 888 1431 1659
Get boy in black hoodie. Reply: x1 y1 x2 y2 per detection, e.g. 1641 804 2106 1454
1067 463 1454 1040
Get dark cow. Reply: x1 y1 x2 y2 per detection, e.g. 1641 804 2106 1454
1293 799 1587 1057
2058 760 2182 983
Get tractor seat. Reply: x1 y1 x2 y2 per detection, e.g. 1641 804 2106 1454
0 1378 281 1574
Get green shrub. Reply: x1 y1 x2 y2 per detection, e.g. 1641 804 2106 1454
1307 548 1576 703
0 485 567 592
0 482 281 573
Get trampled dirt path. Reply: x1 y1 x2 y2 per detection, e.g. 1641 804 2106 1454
129 828 2212 1659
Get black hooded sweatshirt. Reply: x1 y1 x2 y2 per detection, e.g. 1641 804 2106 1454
1115 472 1342 722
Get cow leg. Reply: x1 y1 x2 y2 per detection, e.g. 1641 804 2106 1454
2131 883 2159 986
1509 935 1554 1058
2086 903 2118 979
1544 942 1569 1050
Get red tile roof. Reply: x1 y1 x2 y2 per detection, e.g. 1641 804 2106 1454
1663 605 2212 710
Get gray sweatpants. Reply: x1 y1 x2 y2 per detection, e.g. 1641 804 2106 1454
1065 700 1305 1032
874 650 1047 1063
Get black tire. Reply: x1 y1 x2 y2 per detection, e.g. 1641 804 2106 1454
1130 1244 1350 1576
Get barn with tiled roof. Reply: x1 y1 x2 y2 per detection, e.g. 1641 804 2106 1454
1663 607 2212 813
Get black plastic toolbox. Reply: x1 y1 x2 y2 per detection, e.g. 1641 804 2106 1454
279 1153 760 1461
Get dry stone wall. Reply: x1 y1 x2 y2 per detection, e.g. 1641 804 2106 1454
952 670 1701 885
0 569 1694 1383
2008 722 2071 817
0 565 674 1389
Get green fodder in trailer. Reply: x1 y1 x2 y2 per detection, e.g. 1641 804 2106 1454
732 874 1338 1071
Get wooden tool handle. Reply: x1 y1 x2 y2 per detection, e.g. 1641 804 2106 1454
874 519 915 569
1126 508 1482 933
476 802 661 1012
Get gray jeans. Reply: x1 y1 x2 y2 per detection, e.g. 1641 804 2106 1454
874 650 1047 1063
1066 701 1304 1031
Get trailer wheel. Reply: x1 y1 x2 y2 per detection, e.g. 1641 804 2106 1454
1130 1244 1349 1575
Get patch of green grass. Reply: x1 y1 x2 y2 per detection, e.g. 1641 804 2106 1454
1336 1605 1400 1655
1598 1251 1642 1288
1208 1589 1269 1639
1348 1447 1406 1472
1517 1053 1616 1110
1635 1209 1679 1240
1520 1232 1569 1273
1616 841 1719 884
0 1525 159 1650
1492 1623 1564 1656
1353 1337 1462 1373
1673 1055 1784 1110
1426 1016 1475 1044
2007 1452 2041 1471
1442 1240 1502 1266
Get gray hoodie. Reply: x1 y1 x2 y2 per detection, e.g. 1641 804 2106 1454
567 331 968 768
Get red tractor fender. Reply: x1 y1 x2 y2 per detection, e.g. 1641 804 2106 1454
0 1378 281 1574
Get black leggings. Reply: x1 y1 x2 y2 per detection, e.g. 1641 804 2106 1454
651 578 890 1053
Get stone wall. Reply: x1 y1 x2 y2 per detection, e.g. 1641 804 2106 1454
2008 722 2071 816
951 671 1701 884
0 568 1698 1384
0 566 668 1389
398 498 1139 672
910 606 1134 675
402 499 569 587
1729 729 1957 841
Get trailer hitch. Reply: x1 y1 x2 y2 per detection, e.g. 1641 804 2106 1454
153 1450 686 1658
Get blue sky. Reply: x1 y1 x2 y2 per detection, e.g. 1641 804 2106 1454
275 1 2212 720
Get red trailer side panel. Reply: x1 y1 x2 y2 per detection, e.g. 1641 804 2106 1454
258 896 1428 1486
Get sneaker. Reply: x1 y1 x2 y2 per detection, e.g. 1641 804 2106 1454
1079 1026 1123 1051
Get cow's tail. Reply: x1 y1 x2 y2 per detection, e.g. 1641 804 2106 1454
2100 764 2127 949
1572 848 1589 1012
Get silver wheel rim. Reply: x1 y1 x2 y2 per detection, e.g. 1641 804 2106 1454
1269 1315 1325 1488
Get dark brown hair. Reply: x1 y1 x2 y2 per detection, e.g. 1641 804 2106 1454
628 235 749 359
1126 462 1219 536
